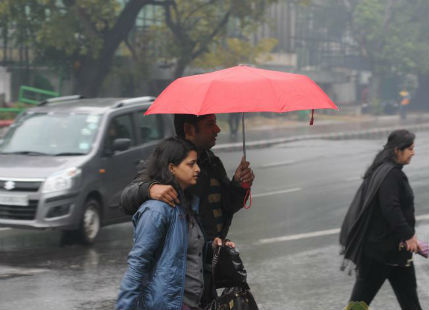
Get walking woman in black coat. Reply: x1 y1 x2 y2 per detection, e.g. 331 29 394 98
340 129 423 310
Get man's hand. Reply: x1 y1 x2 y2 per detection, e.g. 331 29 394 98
213 237 235 249
406 235 421 253
149 184 179 207
233 156 255 186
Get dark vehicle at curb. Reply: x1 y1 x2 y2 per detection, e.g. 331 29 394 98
0 96 174 244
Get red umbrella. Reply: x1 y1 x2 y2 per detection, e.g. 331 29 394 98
145 65 338 208
146 65 337 156
146 65 337 115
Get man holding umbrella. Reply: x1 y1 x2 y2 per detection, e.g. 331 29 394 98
120 113 254 239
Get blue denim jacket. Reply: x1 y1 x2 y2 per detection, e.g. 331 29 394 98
117 199 196 310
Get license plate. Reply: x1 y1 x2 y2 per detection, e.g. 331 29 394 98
0 193 29 206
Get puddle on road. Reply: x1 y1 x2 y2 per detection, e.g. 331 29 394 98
0 267 49 280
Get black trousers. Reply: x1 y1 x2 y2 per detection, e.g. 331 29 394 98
350 256 422 310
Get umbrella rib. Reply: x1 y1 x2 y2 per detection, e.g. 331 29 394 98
198 79 216 115
242 66 281 112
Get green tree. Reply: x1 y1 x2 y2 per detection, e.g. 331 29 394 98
193 37 278 69
0 1 49 74
109 0 280 92
340 0 429 107
1 0 281 97
39 0 168 97
160 0 279 78
0 0 167 97
395 0 429 107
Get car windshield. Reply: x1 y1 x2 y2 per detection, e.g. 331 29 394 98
0 112 101 156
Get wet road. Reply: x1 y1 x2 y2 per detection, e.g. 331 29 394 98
224 132 429 309
1 132 429 310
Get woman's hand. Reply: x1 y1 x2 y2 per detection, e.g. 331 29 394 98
212 237 235 249
405 235 421 253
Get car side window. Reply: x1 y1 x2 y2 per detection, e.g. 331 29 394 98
104 114 136 153
135 112 164 144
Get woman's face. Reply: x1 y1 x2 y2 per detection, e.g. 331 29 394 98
170 150 200 190
395 143 415 165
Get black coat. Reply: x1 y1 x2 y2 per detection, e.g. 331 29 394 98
340 162 416 268
365 165 415 265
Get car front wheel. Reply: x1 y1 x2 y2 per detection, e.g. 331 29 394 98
61 198 101 245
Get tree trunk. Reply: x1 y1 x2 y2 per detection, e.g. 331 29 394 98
369 73 381 103
73 57 106 97
173 56 191 79
414 72 429 110
72 0 164 97
1 23 8 64
164 2 230 80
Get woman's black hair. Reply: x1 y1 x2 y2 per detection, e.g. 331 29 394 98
136 137 198 221
138 136 197 190
364 129 415 179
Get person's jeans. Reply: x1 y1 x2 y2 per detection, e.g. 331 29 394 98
350 255 422 310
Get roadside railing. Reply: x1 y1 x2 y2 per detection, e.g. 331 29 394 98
18 86 59 105
0 86 60 135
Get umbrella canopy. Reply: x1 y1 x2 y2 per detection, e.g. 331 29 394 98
144 65 338 209
145 65 337 116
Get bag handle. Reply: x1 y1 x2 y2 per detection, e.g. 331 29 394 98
211 244 222 297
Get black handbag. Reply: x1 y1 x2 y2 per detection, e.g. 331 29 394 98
205 245 259 310
214 245 247 288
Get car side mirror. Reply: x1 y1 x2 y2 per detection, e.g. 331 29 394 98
112 138 131 152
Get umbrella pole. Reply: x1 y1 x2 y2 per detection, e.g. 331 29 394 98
242 112 246 159
241 112 252 209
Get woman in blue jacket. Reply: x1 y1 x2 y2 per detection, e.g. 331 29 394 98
117 137 232 310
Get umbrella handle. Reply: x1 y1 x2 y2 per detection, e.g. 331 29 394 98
241 182 251 189
243 188 252 209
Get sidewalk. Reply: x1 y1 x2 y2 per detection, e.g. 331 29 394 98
214 112 429 152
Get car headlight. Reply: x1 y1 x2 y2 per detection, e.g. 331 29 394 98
41 167 82 193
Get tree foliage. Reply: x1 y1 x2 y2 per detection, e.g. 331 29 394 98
193 37 278 69
37 0 119 59
338 0 429 105
1 0 163 96
340 0 429 75
160 0 279 78
0 0 50 63
0 0 280 97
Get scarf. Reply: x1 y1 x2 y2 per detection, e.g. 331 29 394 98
339 162 395 271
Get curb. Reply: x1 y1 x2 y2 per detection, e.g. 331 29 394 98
213 123 429 152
